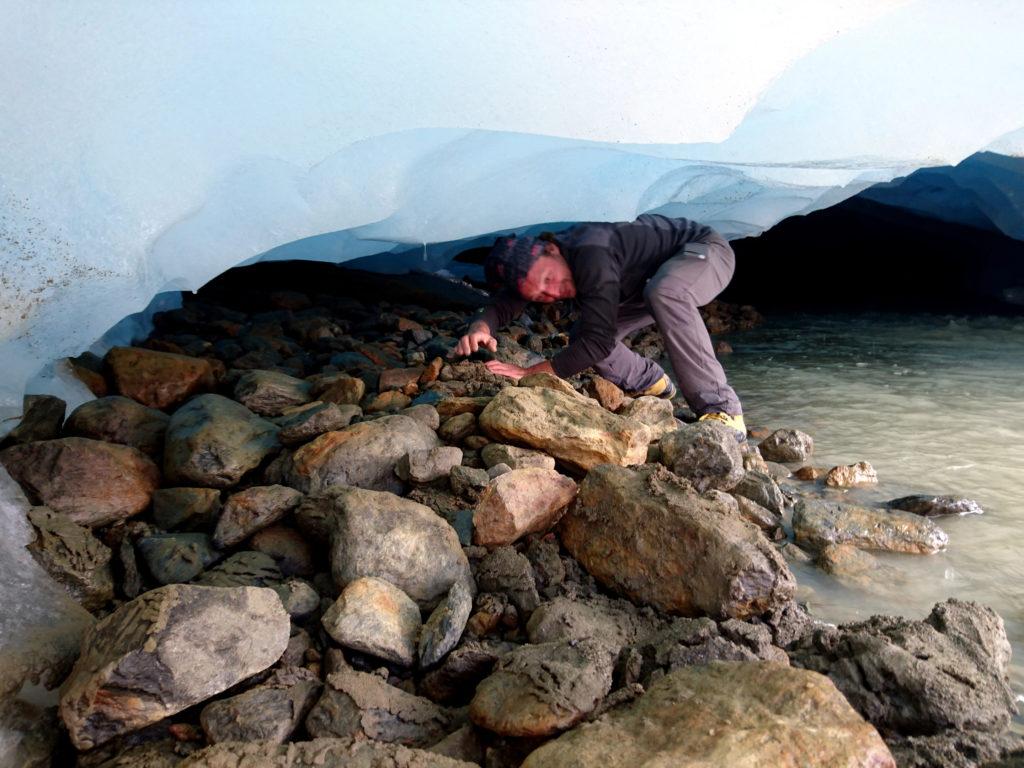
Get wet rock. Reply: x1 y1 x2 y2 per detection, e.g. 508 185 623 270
450 465 490 500
270 577 321 619
233 369 313 416
286 414 440 494
560 464 795 619
789 599 1018 735
1 437 159 527
59 584 290 750
521 661 895 768
469 638 615 737
479 443 556 471
396 446 464 484
731 493 783 533
65 396 169 456
212 484 303 548
586 375 625 411
757 428 814 462
420 580 474 668
106 346 219 409
306 668 457 747
888 494 985 517
193 551 282 588
731 469 786 514
479 386 649 473
26 506 114 611
199 666 321 744
826 460 879 487
618 396 678 440
475 546 540 617
276 401 360 446
472 468 577 548
181 738 476 767
793 498 949 554
777 540 814 565
795 465 826 481
659 422 745 492
163 394 280 489
136 532 221 584
765 460 793 480
296 485 471 608
151 487 221 531
249 524 315 577
310 373 365 405
321 576 422 666
0 394 66 447
420 640 515 705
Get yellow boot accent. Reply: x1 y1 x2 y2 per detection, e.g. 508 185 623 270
698 412 747 441
631 374 677 400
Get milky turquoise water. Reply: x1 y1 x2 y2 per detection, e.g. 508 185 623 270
721 313 1024 696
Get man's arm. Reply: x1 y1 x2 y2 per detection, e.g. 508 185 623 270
451 292 528 358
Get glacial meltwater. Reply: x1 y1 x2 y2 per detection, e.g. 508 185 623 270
723 312 1024 699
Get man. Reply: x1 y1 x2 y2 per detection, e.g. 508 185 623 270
452 214 746 440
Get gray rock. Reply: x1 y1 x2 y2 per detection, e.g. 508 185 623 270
401 403 441 430
757 428 814 462
789 599 1018 735
1 395 66 448
525 595 665 656
486 462 512 479
64 396 169 456
199 666 321 744
296 485 470 608
731 493 783 532
59 584 290 750
212 484 303 548
26 506 114 611
181 739 477 768
321 576 422 666
270 577 321 619
233 369 313 416
249 524 315 577
731 470 786 514
817 544 905 593
420 639 516 706
420 580 474 668
163 394 280 489
888 494 985 517
480 443 556 471
151 487 221 531
618 396 678 440
136 532 221 584
439 412 477 443
660 422 745 492
793 498 949 554
276 401 360 446
474 546 540 617
449 465 490 500
396 446 464 484
193 551 282 588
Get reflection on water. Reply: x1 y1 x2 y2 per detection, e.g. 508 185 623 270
722 313 1024 694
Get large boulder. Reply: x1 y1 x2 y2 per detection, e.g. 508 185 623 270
472 467 577 548
793 498 949 554
296 485 471 608
64 396 170 456
106 346 219 409
478 385 649 473
58 584 289 750
0 437 159 527
25 506 114 611
520 662 895 768
659 422 745 492
559 464 795 619
286 414 440 494
163 394 279 489
789 599 1018 735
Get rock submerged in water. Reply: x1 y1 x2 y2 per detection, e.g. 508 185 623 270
793 498 949 554
888 493 985 517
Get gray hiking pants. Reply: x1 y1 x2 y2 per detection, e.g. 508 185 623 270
576 233 743 416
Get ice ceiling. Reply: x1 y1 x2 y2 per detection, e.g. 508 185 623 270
2 1 1024 413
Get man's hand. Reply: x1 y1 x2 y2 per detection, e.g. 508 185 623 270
485 359 556 381
450 322 497 359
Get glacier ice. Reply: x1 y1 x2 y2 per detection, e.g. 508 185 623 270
2 1 1024 713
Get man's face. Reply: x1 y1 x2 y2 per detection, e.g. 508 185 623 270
517 246 576 303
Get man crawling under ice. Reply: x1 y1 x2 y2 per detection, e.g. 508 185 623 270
452 213 747 441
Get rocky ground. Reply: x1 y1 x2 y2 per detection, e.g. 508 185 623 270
2 266 1022 767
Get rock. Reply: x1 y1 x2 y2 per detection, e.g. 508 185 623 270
469 639 615 737
757 428 814 462
366 390 413 413
396 446 464 484
0 437 159 527
731 470 786 514
420 357 444 385
249 525 315 577
296 485 471 608
270 577 320 619
309 372 366 405
817 543 904 592
65 396 169 456
618 396 678 440
136 533 221 584
450 465 490 500
559 464 795 619
199 667 321 744
887 730 1024 768
525 595 664 656
26 506 114 611
212 484 304 548
826 460 878 487
474 546 540 617
732 493 783 533
306 668 457 747
472 468 577 548
586 376 625 411
0 394 66 447
163 394 280 489
795 465 825 481
276 401 360 446
380 366 425 392
420 580 474 668
193 551 282 588
151 487 221 531
181 738 476 768
520 662 895 768
58 584 289 750
659 422 745 492
518 372 589 400
420 640 515 705
438 412 477 444
233 369 313 416
789 599 1018 735
428 724 488 766
765 460 793 480
793 498 949 554
479 443 556 471
321 577 422 666
286 414 440 494
479 386 649 473
436 397 492 419
888 494 985 517
68 354 109 397
401 403 441 430
106 346 218 409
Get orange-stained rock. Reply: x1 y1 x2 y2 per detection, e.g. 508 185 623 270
586 375 625 412
106 346 219 409
473 468 577 548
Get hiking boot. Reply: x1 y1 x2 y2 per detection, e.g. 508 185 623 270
630 374 676 400
698 412 747 442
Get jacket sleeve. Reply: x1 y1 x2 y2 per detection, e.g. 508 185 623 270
474 291 528 333
550 247 620 378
